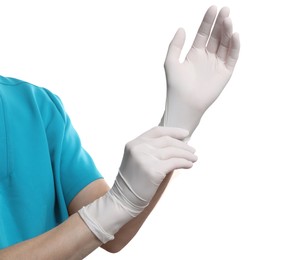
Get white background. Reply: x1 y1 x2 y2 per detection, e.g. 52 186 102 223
1 0 295 259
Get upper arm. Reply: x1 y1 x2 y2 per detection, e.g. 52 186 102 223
41 88 107 210
68 179 110 216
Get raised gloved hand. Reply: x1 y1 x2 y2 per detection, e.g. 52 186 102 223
79 126 197 243
162 6 240 137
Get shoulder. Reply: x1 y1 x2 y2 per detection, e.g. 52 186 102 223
0 75 66 123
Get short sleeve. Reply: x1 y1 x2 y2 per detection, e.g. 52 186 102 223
42 89 103 206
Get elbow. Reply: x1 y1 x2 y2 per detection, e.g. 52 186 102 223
103 247 122 254
101 240 127 254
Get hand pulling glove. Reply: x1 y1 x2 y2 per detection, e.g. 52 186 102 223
79 126 197 243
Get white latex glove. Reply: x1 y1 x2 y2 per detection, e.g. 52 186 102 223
79 126 197 243
162 6 240 137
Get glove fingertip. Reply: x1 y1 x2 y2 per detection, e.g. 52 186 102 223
178 128 190 139
165 28 186 64
172 27 186 48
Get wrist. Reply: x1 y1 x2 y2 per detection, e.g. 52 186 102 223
78 192 131 244
78 174 148 244
160 109 202 141
159 112 165 127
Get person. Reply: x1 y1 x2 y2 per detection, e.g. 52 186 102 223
0 5 240 259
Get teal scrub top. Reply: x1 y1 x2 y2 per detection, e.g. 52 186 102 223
0 76 103 249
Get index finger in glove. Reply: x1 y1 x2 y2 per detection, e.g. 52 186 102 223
140 126 189 140
191 5 217 50
155 147 198 162
150 136 196 153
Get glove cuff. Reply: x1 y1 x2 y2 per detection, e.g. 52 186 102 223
78 171 149 244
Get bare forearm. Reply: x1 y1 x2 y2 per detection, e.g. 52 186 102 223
102 171 173 252
0 213 101 260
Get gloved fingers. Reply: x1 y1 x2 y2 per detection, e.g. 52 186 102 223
150 136 196 153
207 7 230 53
165 28 186 64
216 17 233 62
141 126 189 140
155 147 198 162
225 32 240 71
191 5 217 50
161 158 194 174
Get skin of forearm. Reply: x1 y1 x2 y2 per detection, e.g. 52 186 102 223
0 213 101 260
0 132 176 257
0 173 174 258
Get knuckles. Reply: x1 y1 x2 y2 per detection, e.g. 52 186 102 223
160 135 174 145
149 126 163 135
125 140 150 159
